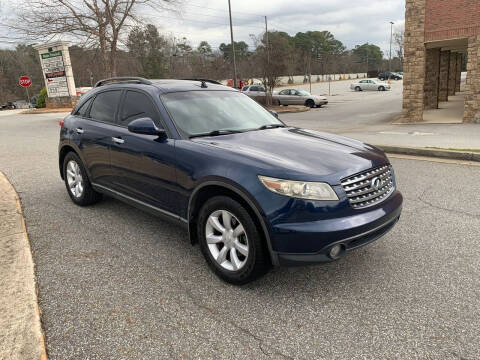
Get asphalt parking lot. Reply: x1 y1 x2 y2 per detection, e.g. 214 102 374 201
1 112 479 359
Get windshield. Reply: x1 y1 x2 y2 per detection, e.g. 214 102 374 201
298 90 310 96
161 91 283 137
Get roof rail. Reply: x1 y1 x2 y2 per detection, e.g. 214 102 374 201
182 78 222 85
94 77 152 88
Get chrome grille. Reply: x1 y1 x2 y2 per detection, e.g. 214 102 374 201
341 165 394 209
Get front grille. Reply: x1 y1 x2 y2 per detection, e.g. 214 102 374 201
341 165 394 209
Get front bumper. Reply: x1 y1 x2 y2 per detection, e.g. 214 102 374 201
271 191 403 266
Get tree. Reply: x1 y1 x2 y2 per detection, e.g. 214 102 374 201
251 31 290 105
127 24 168 78
219 41 250 60
11 0 175 77
393 27 405 68
197 41 212 56
353 43 383 70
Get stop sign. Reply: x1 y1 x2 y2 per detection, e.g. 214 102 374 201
19 76 32 88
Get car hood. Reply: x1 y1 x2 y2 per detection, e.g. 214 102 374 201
191 127 388 184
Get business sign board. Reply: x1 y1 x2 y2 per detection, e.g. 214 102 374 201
40 50 70 97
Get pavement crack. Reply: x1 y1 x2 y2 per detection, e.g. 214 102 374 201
417 192 480 219
181 287 296 359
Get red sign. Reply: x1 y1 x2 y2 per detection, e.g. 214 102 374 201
19 76 32 88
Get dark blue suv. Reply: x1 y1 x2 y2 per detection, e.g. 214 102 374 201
59 77 402 284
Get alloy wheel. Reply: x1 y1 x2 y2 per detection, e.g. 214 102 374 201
66 160 84 198
205 210 249 271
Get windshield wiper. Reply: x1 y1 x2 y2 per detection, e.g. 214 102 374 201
189 129 244 139
257 124 286 130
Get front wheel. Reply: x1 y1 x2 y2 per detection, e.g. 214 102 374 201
63 152 102 206
378 86 385 91
197 196 270 284
306 99 315 108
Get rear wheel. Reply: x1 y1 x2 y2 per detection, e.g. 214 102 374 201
276 99 281 106
197 196 270 284
306 99 315 108
355 86 362 92
63 152 102 206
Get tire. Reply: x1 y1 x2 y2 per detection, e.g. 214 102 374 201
306 99 315 108
276 99 281 106
378 86 385 91
354 86 362 92
63 152 102 206
197 196 270 285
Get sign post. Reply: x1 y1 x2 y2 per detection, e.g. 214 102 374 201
19 75 32 104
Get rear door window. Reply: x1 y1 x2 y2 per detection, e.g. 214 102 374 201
89 90 122 124
119 91 161 127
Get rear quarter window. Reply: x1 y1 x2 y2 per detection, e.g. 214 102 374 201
74 97 93 117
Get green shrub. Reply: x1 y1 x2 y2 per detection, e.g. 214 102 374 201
36 87 47 108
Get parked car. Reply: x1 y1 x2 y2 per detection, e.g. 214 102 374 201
1 101 17 110
241 85 266 100
350 79 391 91
273 89 328 108
59 77 403 284
378 72 402 81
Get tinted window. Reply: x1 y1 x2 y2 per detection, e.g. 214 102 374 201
242 86 249 91
75 97 93 117
89 90 122 123
119 91 160 127
250 86 259 91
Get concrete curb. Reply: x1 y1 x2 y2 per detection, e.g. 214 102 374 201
0 171 47 360
375 145 480 162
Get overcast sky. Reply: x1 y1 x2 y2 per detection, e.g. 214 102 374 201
1 0 405 56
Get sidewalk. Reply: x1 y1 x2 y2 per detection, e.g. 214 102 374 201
0 172 47 360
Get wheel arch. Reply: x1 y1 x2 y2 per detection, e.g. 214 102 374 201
58 143 90 180
187 180 279 266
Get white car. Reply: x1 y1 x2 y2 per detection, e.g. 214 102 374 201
241 85 266 100
350 79 391 92
273 89 328 108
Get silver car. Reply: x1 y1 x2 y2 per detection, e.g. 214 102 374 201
273 89 328 108
350 79 391 92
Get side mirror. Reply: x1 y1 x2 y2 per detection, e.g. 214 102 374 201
269 110 279 119
128 117 166 137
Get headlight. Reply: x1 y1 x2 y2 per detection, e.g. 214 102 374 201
258 176 338 201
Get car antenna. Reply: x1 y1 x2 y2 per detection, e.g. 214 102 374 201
201 80 208 88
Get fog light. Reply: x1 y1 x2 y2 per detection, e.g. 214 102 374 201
329 244 343 259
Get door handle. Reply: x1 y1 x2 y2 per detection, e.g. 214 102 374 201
75 128 84 134
112 137 125 144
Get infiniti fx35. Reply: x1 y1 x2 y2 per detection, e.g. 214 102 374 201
59 78 403 284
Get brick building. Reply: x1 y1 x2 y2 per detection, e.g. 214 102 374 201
402 0 479 123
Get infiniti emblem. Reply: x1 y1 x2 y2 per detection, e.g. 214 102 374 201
371 176 383 190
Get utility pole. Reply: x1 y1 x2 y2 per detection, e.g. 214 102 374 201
228 0 237 88
265 15 271 104
389 21 394 73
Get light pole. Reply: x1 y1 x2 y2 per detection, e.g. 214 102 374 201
228 0 237 88
389 21 394 74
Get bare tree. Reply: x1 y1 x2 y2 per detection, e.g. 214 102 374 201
393 26 404 68
10 0 175 77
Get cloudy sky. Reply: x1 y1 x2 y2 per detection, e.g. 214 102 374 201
1 0 405 56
